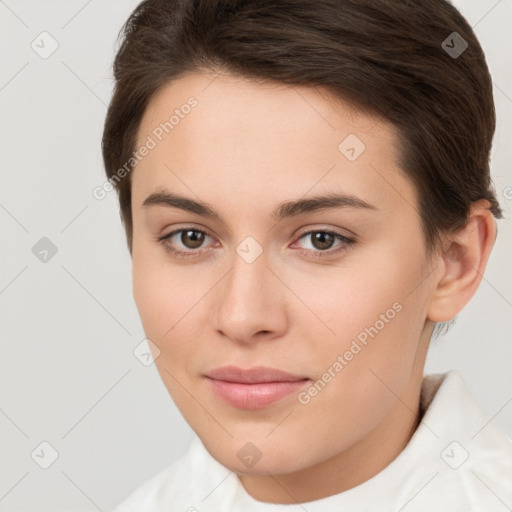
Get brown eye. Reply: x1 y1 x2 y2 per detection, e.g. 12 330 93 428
310 231 336 250
293 229 355 258
180 229 205 249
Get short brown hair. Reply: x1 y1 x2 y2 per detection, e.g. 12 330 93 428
102 0 503 254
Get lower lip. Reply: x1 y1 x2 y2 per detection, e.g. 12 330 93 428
206 378 310 409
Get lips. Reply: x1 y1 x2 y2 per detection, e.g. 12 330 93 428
204 365 310 409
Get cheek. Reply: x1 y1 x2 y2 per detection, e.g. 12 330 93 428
132 260 167 337
132 247 182 362
132 236 194 334
132 250 215 374
302 258 421 343
299 242 429 385
288 262 427 456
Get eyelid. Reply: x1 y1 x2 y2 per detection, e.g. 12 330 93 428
292 218 359 239
157 223 215 242
293 224 355 241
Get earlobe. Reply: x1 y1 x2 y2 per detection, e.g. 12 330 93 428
427 200 497 323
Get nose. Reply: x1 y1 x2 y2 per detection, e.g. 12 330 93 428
214 246 289 345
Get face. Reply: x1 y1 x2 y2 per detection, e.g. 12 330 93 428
130 71 438 483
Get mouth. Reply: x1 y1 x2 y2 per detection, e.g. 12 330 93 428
204 366 311 409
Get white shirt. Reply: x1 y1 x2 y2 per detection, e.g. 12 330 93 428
112 370 512 511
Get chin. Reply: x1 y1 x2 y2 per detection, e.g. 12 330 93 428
201 435 311 476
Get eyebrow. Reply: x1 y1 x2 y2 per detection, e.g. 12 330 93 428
142 190 378 223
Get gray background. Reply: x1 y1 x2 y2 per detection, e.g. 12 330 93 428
1 1 511 510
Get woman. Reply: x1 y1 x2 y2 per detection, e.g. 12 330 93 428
102 0 512 509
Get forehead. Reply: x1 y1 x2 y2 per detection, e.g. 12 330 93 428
132 72 417 218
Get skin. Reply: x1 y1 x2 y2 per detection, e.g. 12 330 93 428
129 71 496 504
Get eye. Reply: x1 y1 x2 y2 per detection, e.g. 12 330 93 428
156 226 355 260
292 229 355 257
157 227 215 258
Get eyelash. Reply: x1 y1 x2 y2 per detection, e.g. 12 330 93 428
156 226 355 260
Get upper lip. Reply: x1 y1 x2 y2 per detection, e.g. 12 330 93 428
205 365 309 384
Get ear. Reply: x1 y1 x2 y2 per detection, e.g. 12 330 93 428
427 199 497 323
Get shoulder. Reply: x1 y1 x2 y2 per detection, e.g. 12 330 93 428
111 436 229 512
413 370 512 510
